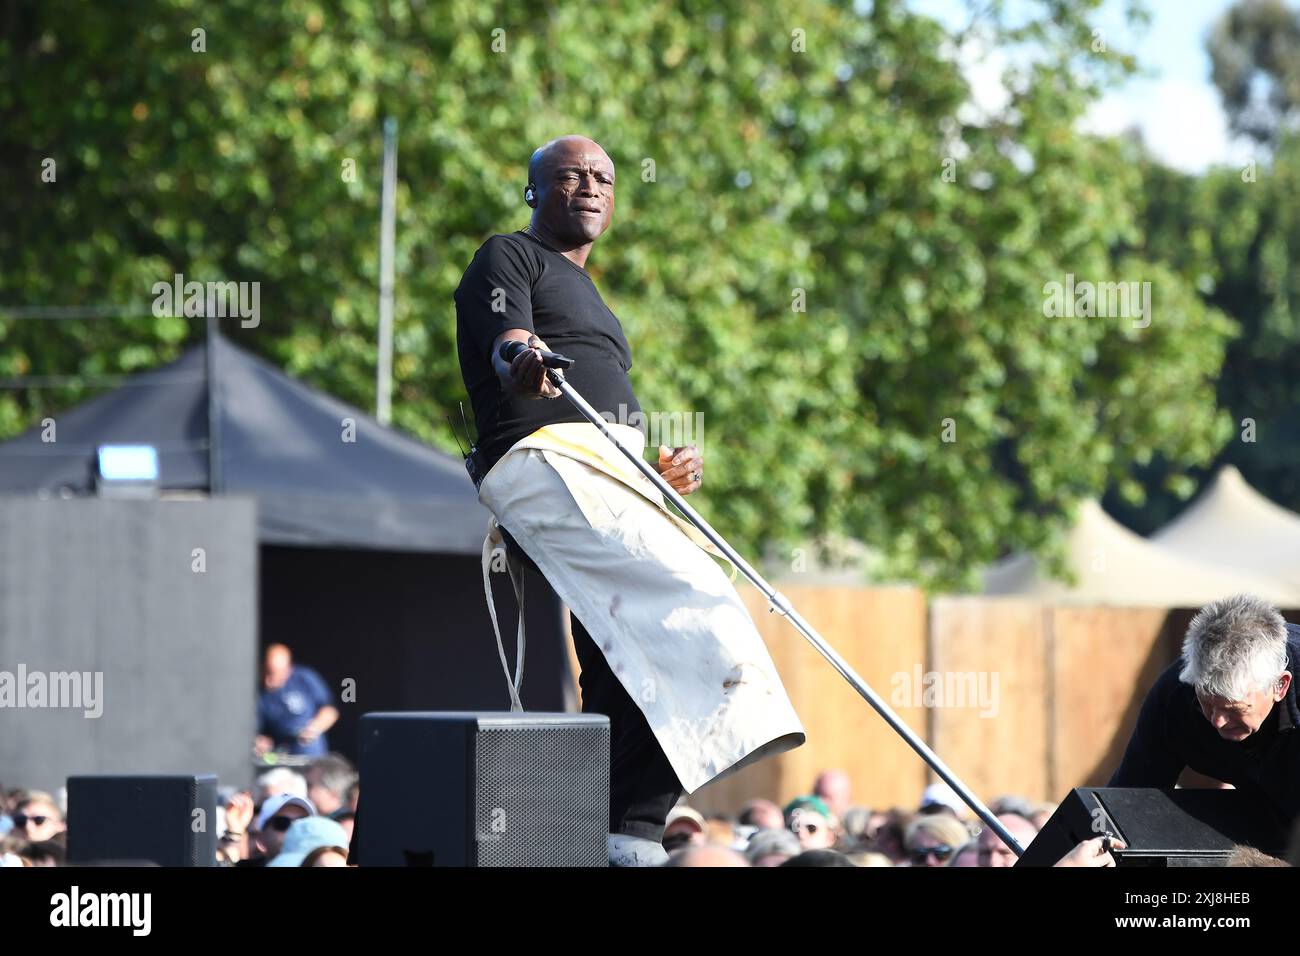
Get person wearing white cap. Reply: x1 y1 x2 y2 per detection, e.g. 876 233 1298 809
662 805 708 853
251 793 316 864
918 782 965 817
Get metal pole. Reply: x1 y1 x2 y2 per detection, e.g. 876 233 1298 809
545 365 1025 856
206 316 221 493
376 117 398 426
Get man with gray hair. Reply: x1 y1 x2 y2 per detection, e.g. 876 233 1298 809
1110 594 1300 825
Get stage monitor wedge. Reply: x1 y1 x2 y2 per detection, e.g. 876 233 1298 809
1016 787 1288 867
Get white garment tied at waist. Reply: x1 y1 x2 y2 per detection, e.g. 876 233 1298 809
475 422 805 793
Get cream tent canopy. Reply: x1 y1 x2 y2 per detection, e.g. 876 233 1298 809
1151 466 1300 595
983 499 1300 606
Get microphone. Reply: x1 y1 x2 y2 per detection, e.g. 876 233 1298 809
498 339 575 369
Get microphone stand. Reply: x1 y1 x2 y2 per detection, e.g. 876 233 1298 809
530 350 1024 857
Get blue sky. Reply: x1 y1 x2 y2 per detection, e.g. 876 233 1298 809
907 0 1254 172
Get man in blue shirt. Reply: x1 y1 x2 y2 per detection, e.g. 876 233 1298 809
255 644 338 757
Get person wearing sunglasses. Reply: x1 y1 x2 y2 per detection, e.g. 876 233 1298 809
903 814 969 867
247 793 316 865
784 795 838 851
11 791 65 844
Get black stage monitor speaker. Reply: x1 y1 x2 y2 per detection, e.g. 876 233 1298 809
67 774 219 867
355 712 610 867
1016 787 1288 867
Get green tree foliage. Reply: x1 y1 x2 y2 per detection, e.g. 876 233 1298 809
1107 0 1300 533
0 0 1234 587
1208 0 1300 146
1111 134 1300 533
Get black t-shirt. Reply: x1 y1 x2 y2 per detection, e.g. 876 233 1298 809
455 230 642 470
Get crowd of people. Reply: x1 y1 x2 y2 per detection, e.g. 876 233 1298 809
0 755 359 868
3 759 1293 867
659 772 1113 867
661 769 1300 867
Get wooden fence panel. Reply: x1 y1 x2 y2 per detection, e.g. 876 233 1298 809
687 584 930 817
1048 607 1176 795
928 597 1050 803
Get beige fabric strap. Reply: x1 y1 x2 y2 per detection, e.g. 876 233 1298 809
521 424 735 579
481 517 525 711
477 422 731 711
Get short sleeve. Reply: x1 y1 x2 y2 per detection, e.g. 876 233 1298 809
455 235 536 360
300 667 333 711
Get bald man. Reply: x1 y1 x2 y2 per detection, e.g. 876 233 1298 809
458 136 658 465
455 136 804 866
813 768 852 821
255 644 337 757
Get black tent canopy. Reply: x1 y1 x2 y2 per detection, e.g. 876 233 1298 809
0 334 573 762
0 333 487 554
